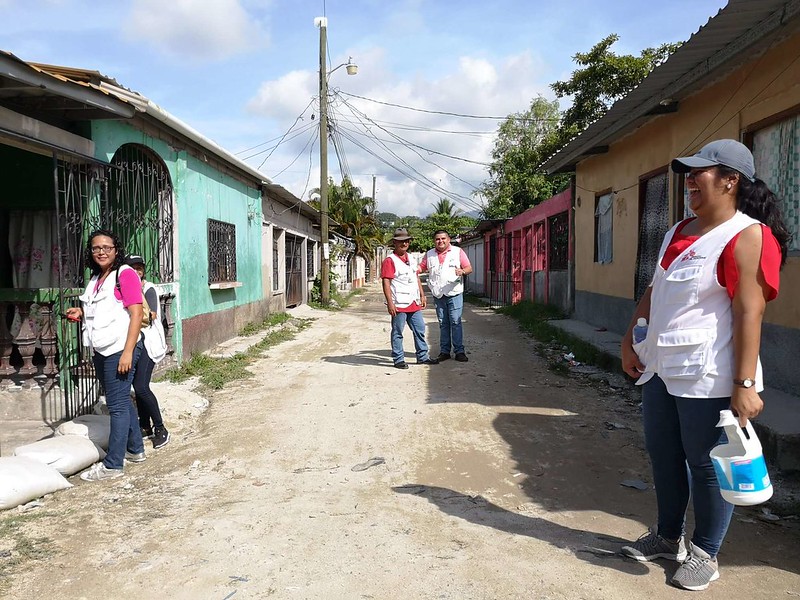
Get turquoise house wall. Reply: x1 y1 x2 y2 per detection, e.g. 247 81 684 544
89 119 266 359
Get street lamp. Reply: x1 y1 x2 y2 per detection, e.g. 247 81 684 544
315 16 357 306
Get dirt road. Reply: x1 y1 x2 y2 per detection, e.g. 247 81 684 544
3 284 800 599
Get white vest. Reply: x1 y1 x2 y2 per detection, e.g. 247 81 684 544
141 281 167 364
635 211 763 397
388 253 420 308
79 265 136 357
425 246 464 298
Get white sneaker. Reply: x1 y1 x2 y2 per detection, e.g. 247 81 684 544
80 462 123 481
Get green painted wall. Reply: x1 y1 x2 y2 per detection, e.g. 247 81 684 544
89 119 265 359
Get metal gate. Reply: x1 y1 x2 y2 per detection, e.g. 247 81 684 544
53 144 174 418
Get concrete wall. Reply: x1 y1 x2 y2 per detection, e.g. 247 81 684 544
570 30 800 394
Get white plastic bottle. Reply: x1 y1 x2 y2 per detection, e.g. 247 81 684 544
632 317 648 344
710 409 773 506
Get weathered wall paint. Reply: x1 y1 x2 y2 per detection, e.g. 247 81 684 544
90 119 268 358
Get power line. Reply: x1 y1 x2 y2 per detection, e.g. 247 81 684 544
340 91 560 122
336 98 484 193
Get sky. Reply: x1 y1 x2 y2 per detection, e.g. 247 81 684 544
2 0 729 217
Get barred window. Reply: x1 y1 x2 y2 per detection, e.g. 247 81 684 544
548 211 569 271
208 219 237 283
307 241 316 277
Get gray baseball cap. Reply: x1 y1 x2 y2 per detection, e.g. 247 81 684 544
671 139 756 182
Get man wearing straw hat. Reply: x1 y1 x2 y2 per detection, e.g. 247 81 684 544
380 228 439 370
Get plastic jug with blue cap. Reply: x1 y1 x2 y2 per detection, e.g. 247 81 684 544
709 409 773 506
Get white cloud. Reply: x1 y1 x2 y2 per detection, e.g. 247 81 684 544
244 46 550 217
123 0 268 61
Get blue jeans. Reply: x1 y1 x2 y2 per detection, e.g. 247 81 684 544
642 375 733 557
93 342 144 470
390 310 430 364
433 293 464 355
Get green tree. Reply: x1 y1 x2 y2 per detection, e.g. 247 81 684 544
479 34 679 219
407 213 477 253
479 96 568 219
310 177 384 274
548 34 679 155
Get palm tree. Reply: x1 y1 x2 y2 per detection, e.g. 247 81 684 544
431 198 461 218
310 177 384 280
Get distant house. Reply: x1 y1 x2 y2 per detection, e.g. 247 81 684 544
543 0 800 395
0 51 323 424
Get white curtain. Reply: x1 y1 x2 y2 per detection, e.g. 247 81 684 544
595 193 614 264
7 210 61 288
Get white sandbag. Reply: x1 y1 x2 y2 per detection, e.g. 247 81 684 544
13 436 106 477
54 414 111 450
0 456 73 510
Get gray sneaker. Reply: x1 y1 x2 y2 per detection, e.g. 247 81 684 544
125 451 147 463
672 542 720 591
80 462 123 482
621 528 687 562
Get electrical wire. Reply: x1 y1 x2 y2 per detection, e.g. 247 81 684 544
341 91 560 122
270 126 319 179
336 97 484 193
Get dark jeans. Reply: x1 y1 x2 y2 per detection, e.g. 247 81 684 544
642 375 733 557
133 349 164 430
93 342 144 470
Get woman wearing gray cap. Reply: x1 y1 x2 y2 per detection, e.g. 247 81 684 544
620 139 789 590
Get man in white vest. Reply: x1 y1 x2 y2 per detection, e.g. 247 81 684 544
419 230 473 362
380 228 439 370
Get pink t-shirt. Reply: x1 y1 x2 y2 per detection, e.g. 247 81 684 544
93 267 143 307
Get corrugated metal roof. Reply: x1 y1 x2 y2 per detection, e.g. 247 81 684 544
264 183 321 222
0 50 135 119
543 0 800 173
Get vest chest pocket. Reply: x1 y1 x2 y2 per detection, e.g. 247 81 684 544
662 265 703 305
657 328 714 379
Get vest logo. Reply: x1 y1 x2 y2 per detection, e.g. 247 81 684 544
680 249 706 262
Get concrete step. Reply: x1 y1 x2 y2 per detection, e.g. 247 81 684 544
549 318 800 473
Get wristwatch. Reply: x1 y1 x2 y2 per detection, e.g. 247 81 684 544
733 378 755 388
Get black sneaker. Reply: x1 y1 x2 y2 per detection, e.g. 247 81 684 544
152 426 170 449
455 352 469 362
141 427 154 440
419 357 439 365
437 353 451 361
394 362 409 370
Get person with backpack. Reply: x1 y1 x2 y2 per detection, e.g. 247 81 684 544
125 255 170 449
65 230 147 481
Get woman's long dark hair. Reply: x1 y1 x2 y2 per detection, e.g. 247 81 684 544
85 229 125 276
718 166 792 267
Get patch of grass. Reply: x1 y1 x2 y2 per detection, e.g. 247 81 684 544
0 512 54 583
464 293 489 306
498 301 619 372
239 312 291 337
164 318 312 391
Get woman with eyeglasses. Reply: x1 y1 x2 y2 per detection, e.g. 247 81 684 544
620 140 789 590
65 229 147 481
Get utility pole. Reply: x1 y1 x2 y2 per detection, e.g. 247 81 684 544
318 17 330 305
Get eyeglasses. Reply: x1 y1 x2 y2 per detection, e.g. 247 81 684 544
90 245 115 254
